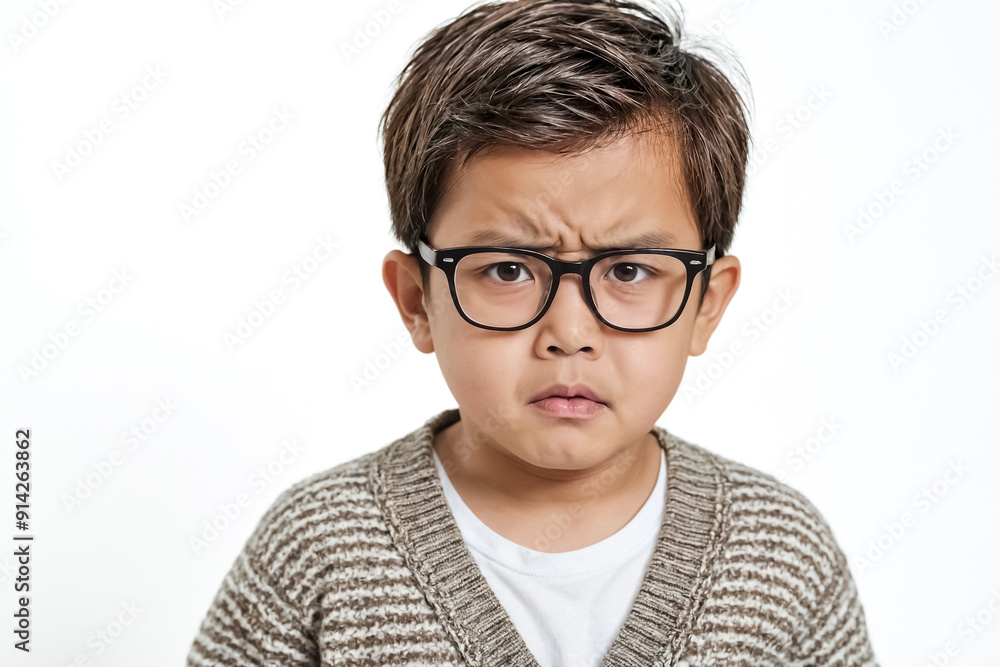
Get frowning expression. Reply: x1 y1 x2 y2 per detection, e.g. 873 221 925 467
392 132 739 474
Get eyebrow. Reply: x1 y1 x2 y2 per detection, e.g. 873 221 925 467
466 227 680 252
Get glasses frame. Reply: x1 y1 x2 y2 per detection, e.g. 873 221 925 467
416 238 715 333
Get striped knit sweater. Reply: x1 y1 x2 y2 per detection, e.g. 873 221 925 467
187 408 879 666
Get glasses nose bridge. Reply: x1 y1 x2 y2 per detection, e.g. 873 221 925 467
544 256 597 319
549 256 591 282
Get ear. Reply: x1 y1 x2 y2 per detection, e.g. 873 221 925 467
382 250 435 354
689 254 740 356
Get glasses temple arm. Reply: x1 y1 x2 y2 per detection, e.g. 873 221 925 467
417 240 436 266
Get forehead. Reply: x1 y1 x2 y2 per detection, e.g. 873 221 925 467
428 132 699 253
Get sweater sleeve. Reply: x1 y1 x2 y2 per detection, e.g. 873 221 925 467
186 518 319 665
794 523 879 667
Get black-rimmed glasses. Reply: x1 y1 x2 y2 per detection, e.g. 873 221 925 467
417 238 715 332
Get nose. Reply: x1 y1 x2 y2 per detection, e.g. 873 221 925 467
533 273 604 357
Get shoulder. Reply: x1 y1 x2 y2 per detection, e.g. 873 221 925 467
256 449 381 532
238 410 456 597
658 433 879 662
662 430 845 554
659 430 854 614
236 447 389 599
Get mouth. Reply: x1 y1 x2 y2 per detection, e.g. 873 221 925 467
530 384 605 403
528 384 607 418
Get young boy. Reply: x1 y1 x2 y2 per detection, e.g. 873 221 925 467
188 1 879 665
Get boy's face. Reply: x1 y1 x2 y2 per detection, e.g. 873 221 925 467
383 133 740 473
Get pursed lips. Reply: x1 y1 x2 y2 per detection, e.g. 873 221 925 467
529 384 607 406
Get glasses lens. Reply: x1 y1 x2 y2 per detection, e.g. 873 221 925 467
454 252 553 328
590 253 689 329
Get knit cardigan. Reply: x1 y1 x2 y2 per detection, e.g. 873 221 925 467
187 408 879 666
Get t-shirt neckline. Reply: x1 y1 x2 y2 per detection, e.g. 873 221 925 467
431 444 666 578
370 407 726 667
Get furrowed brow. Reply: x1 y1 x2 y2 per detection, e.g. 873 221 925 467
592 230 679 251
465 227 680 252
466 229 551 250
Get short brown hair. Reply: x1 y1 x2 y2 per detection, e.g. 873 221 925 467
379 0 751 296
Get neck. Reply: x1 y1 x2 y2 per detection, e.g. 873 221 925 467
433 420 662 552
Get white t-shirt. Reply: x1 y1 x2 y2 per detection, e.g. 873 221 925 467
431 446 667 667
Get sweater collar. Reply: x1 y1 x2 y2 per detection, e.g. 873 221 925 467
370 408 727 667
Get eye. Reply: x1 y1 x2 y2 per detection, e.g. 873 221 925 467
605 262 652 283
485 262 533 283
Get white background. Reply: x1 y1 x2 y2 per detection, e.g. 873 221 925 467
1 0 998 664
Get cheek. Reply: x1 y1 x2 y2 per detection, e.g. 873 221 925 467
423 276 457 327
431 321 523 398
615 334 691 399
